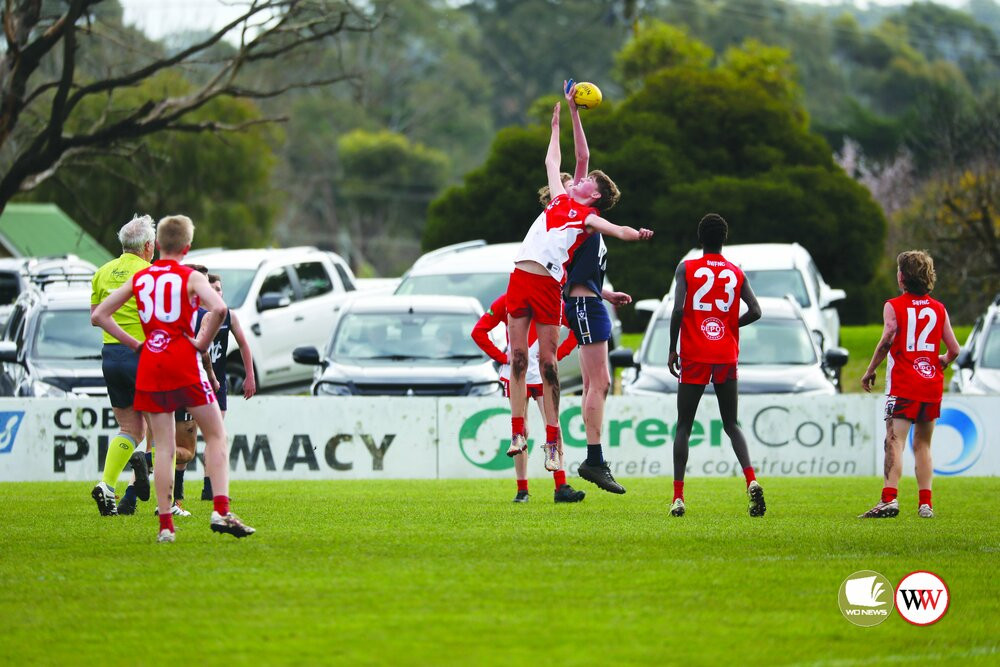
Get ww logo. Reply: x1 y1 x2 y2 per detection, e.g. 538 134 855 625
895 571 949 626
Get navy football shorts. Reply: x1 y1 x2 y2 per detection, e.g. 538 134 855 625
564 296 612 346
101 343 139 409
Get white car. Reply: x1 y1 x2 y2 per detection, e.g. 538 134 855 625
950 295 1000 395
665 243 846 351
190 247 357 391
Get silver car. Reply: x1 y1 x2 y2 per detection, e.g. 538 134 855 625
950 295 1000 394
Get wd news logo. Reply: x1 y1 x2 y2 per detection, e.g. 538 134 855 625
0 410 26 454
895 571 949 626
908 403 983 475
838 570 893 626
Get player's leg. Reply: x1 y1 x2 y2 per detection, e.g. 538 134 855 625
203 410 223 500
172 411 197 517
912 419 935 517
535 322 562 470
860 415 909 518
146 411 178 541
670 382 706 516
189 401 254 537
535 393 584 503
510 385 529 502
575 340 625 494
715 377 765 517
507 315 531 456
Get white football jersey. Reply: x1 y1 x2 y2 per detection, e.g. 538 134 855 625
514 194 595 284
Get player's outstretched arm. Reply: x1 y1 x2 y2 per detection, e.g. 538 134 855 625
939 309 961 369
545 103 568 200
601 288 632 307
91 279 141 351
738 280 762 327
861 302 898 393
585 215 653 241
668 262 686 378
471 308 508 364
189 272 227 353
229 311 256 399
563 80 590 183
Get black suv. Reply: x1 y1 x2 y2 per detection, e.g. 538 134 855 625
0 275 106 397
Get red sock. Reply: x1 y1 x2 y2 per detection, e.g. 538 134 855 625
545 425 559 443
553 470 566 488
919 489 932 507
881 487 898 503
158 512 174 533
213 495 230 516
511 417 525 437
673 480 684 501
743 466 757 487
516 479 528 493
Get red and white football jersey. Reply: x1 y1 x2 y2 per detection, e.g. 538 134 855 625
132 260 206 392
679 254 745 364
886 293 947 402
514 194 596 284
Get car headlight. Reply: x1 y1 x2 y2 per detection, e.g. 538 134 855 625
468 381 502 396
315 382 352 396
30 380 69 398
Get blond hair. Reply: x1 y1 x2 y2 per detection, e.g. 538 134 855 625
897 250 936 295
538 172 573 206
156 215 194 255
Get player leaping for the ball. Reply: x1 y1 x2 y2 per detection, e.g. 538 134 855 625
667 214 764 518
472 292 583 503
505 94 653 485
859 251 960 519
92 215 255 543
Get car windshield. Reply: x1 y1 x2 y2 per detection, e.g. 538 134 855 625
330 311 486 361
395 273 509 309
207 268 256 308
32 309 103 360
744 269 810 308
982 320 1000 369
643 317 816 366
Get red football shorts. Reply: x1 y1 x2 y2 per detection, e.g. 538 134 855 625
501 378 543 399
680 359 738 386
506 268 563 326
134 381 216 414
884 396 940 423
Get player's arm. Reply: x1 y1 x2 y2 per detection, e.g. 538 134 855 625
601 287 632 307
861 302 898 393
668 262 686 378
738 279 762 327
564 80 589 182
545 103 567 199
557 329 579 360
229 311 257 398
584 214 653 242
189 272 226 352
91 279 142 351
939 309 961 368
202 349 220 392
471 308 507 364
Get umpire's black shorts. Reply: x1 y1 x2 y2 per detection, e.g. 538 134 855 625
101 343 140 409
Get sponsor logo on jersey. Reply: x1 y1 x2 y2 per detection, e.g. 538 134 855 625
838 570 893 626
700 317 725 341
145 329 171 353
895 571 949 625
912 356 936 379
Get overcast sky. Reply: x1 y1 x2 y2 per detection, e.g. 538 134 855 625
120 0 967 40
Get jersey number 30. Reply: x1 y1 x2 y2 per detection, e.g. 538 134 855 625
692 267 738 313
135 273 183 324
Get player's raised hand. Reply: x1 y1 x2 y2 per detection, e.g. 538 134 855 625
638 228 654 241
861 369 876 393
564 79 577 109
668 351 681 378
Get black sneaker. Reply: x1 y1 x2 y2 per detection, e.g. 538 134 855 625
577 460 626 494
201 479 213 501
554 483 585 503
747 481 766 517
118 491 137 515
129 451 150 502
513 490 530 503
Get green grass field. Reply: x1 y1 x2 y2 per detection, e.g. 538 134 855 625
2 478 998 665
619 324 973 394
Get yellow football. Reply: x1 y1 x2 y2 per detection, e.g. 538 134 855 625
573 82 603 110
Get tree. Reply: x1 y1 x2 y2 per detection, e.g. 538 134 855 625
0 0 379 215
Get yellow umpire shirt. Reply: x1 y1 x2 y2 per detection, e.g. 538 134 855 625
90 253 151 345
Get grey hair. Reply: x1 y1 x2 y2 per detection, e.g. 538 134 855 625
118 214 155 253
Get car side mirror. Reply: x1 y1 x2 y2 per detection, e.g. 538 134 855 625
0 341 19 363
820 288 847 308
292 346 321 365
955 347 973 370
824 346 849 369
258 292 291 312
609 347 636 370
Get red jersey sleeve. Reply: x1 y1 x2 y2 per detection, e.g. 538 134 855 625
557 329 578 360
471 295 508 364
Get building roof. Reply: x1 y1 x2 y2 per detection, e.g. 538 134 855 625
0 203 113 267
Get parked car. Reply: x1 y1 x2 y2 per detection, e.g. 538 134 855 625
393 240 623 392
293 295 502 396
950 294 1000 394
663 243 846 351
615 296 849 396
0 277 106 397
189 247 357 392
0 255 96 330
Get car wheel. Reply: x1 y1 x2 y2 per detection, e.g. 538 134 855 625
226 359 245 396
